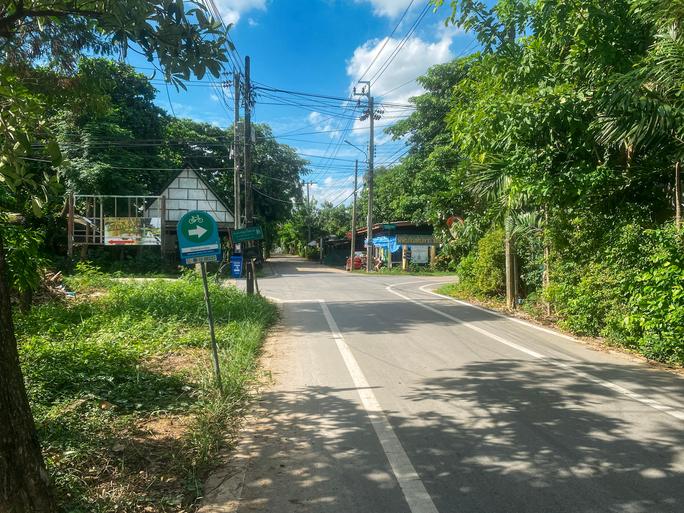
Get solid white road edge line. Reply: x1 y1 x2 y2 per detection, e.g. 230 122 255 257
318 300 441 513
386 284 684 422
418 283 578 342
269 298 324 303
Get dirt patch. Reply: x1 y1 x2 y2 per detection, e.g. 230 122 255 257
145 349 206 377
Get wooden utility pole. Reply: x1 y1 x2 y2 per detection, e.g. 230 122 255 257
233 71 241 230
243 56 254 295
349 160 358 271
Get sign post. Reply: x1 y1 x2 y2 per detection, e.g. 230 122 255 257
177 211 223 391
231 225 263 296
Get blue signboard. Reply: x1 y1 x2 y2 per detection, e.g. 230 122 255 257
177 210 222 265
230 255 243 278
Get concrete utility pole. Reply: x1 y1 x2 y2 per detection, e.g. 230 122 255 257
304 181 315 243
243 56 254 295
353 80 377 272
349 160 358 271
233 71 241 230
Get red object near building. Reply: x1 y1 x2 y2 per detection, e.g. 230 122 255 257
345 252 364 271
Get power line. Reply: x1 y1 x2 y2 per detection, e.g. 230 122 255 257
369 3 431 85
254 83 415 108
357 0 415 82
252 185 302 204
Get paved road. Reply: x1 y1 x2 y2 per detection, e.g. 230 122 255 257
216 256 684 513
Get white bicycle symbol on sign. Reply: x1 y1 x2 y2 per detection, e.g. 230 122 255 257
189 214 204 224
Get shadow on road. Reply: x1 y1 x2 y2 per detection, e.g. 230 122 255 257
401 359 684 512
239 362 683 513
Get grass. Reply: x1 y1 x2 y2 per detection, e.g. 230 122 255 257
435 282 507 309
16 264 277 512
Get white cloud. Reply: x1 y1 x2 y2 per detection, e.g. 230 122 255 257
345 33 454 138
347 34 453 104
210 93 220 102
213 0 266 25
248 17 259 26
355 0 416 18
310 175 356 205
307 112 340 139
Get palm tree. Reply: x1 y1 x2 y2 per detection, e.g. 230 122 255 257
466 159 549 310
599 0 684 226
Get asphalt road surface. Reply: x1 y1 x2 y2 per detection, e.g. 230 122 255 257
220 256 684 513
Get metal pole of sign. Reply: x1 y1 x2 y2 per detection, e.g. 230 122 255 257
251 258 260 295
200 262 223 393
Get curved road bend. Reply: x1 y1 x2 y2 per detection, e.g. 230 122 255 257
214 255 684 513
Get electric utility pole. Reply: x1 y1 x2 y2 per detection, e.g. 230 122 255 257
243 55 254 295
233 71 241 230
304 181 315 243
349 160 358 271
354 80 380 272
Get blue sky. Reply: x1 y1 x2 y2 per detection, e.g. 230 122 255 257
128 1 477 205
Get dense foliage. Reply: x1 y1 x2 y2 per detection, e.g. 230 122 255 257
277 200 352 256
374 0 684 364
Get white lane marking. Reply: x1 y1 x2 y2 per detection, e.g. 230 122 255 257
319 300 440 513
418 283 577 342
387 287 543 360
386 284 684 422
269 298 324 303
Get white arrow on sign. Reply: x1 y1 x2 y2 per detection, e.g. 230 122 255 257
188 225 207 238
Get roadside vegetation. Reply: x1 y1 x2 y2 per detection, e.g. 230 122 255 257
16 264 277 512
347 0 684 366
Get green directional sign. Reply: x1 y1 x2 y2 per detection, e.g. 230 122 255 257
382 223 397 230
177 210 221 265
232 225 264 243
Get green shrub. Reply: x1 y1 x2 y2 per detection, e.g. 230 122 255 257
548 223 684 364
623 227 684 364
63 261 113 291
454 253 477 293
550 261 628 336
472 228 506 295
448 228 506 298
0 223 46 297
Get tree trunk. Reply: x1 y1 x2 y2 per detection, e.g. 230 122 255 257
505 219 516 310
0 233 56 513
676 161 681 229
542 207 551 316
543 243 551 315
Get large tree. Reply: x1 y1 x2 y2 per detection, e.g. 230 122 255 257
0 2 229 511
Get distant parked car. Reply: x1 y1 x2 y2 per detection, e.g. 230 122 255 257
345 251 365 271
